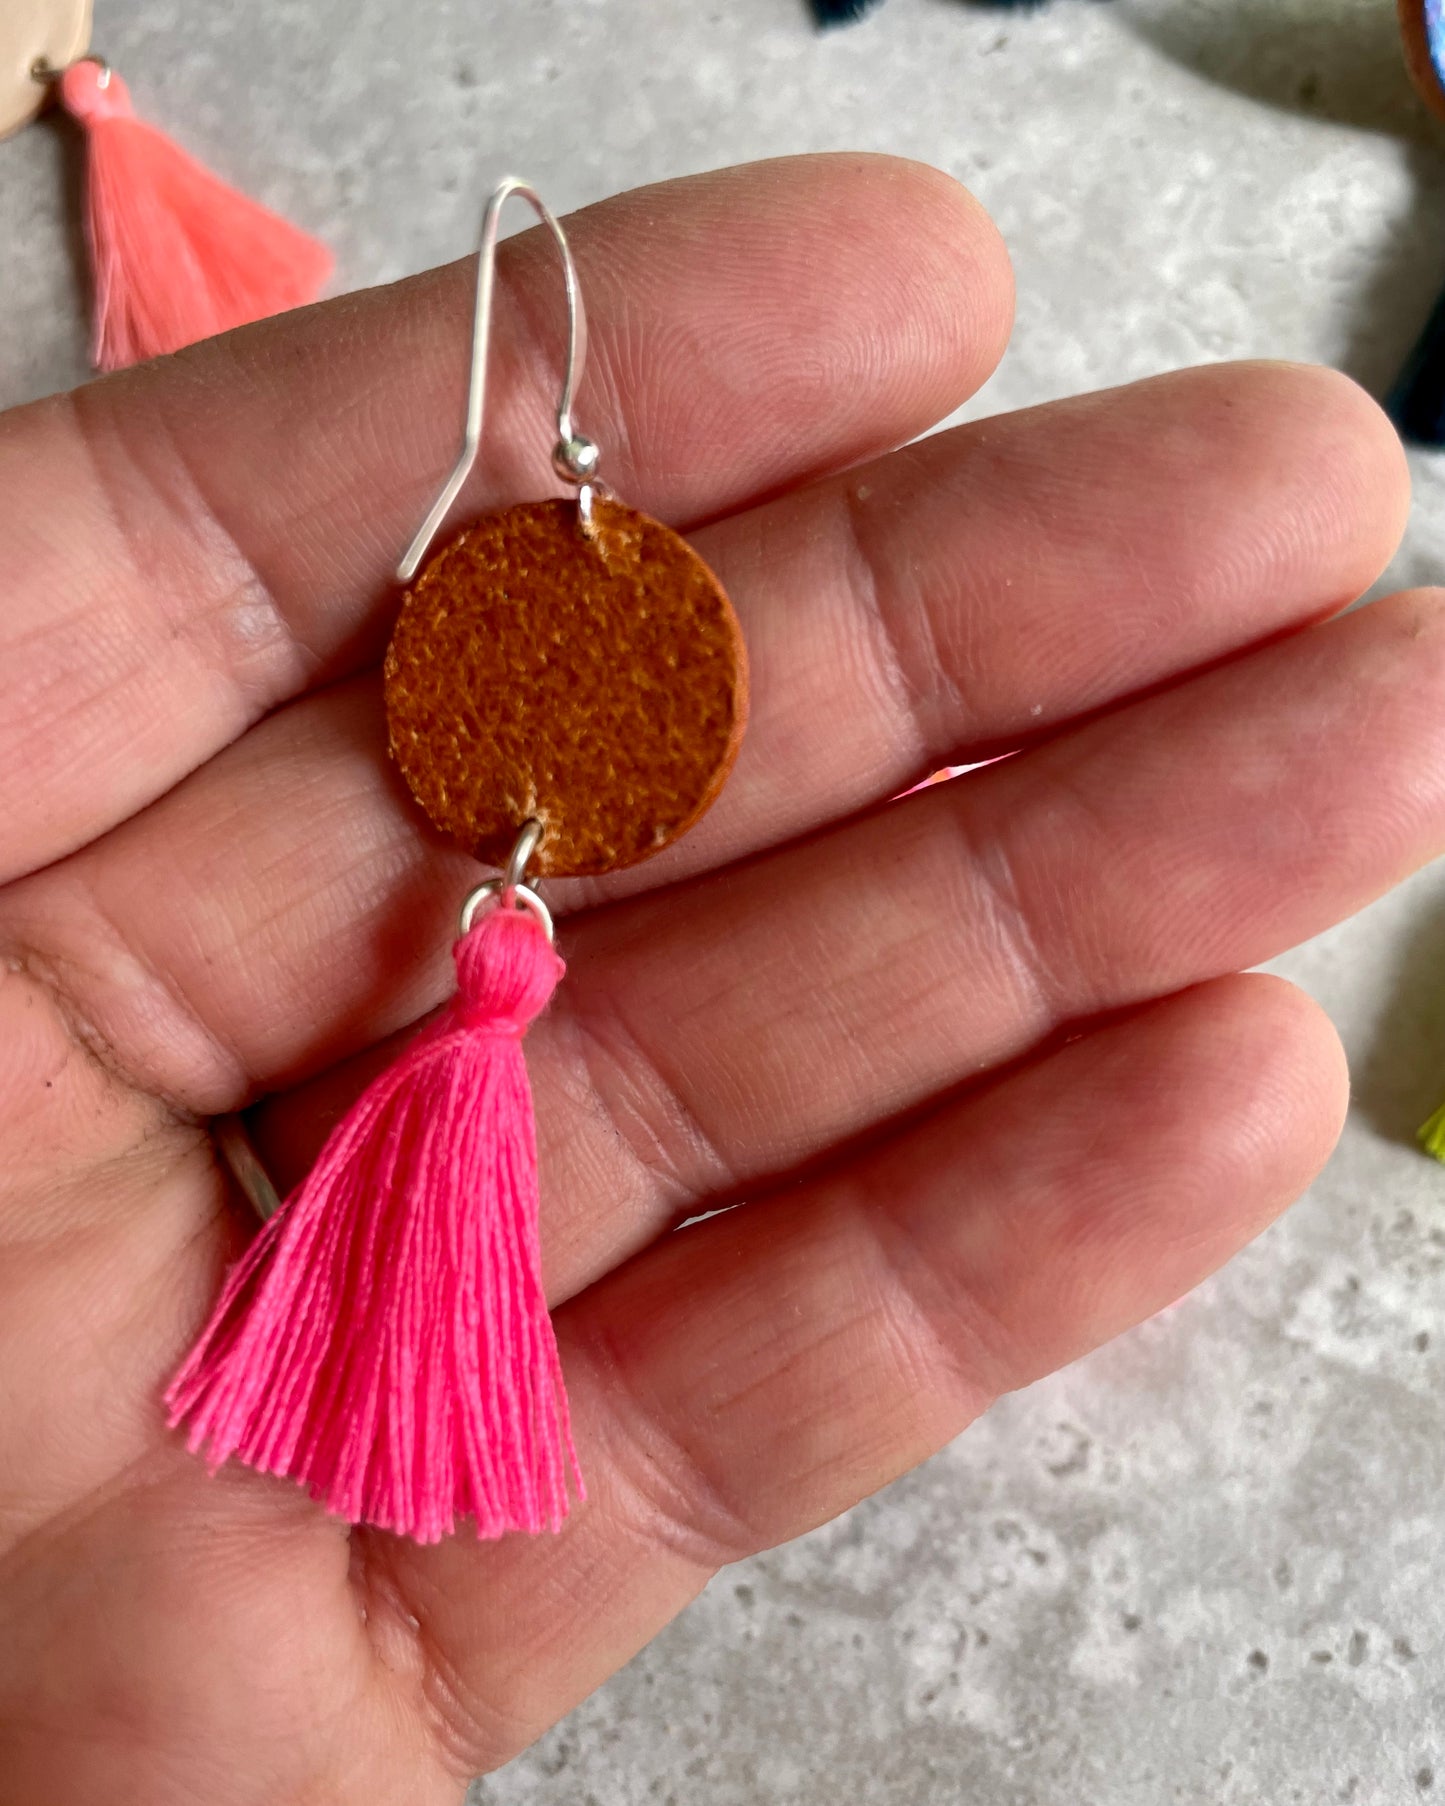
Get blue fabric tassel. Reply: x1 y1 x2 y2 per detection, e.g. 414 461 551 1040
811 0 886 23
811 0 1052 24
1388 284 1445 448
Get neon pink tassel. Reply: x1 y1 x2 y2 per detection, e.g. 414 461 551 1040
57 60 332 373
166 907 580 1544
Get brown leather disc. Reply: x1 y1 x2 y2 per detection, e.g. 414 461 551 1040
383 495 748 878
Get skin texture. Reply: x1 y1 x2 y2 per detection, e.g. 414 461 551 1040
0 152 1434 1802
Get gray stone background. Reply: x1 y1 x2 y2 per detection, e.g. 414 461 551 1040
5 0 1445 1800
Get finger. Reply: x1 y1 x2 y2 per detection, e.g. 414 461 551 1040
0 154 1011 883
372 973 1346 1774
11 585 1441 1270
663 359 1407 889
1 362 1410 1104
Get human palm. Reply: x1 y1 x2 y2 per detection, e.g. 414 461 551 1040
0 155 1434 1803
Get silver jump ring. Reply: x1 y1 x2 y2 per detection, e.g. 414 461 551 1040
458 879 554 943
31 54 111 87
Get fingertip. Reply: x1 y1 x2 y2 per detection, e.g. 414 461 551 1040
1300 586 1445 856
1217 361 1411 605
931 971 1354 1382
1192 971 1349 1208
583 153 1014 500
1082 973 1349 1222
1373 581 1445 638
846 154 1015 406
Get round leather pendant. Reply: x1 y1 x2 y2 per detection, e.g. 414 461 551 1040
383 494 748 878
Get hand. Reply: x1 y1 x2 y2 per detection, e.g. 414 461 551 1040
0 154 1431 1804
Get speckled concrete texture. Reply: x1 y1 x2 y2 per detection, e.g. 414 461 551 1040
6 0 1445 1800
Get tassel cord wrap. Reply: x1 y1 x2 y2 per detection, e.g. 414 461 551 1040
166 906 579 1545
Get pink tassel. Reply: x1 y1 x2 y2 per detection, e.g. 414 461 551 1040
166 907 581 1544
57 60 333 372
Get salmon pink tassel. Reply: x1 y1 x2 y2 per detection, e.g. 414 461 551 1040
166 905 580 1544
57 59 332 372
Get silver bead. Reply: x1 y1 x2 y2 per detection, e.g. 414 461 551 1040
553 434 601 483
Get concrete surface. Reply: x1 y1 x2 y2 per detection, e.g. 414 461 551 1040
5 0 1445 1800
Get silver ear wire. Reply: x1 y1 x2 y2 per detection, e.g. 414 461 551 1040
396 177 598 583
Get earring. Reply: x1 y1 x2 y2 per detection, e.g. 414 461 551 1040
165 179 749 1545
4 5 330 371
